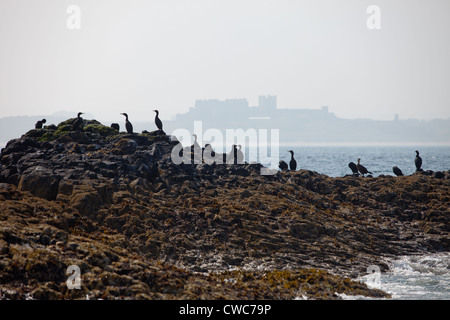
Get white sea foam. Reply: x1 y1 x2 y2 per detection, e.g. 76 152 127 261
356 252 450 300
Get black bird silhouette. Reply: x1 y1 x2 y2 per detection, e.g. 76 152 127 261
348 162 359 175
236 145 244 164
191 134 202 163
415 150 422 171
72 112 84 131
393 166 403 177
120 113 133 133
203 144 216 164
153 109 163 131
35 119 46 129
227 144 237 164
110 123 120 131
279 160 288 171
288 150 297 171
357 158 372 177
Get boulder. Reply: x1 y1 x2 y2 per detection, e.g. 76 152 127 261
18 167 61 200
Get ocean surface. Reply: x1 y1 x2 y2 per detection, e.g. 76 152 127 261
258 145 450 177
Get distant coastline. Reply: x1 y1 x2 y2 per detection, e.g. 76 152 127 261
1 96 450 146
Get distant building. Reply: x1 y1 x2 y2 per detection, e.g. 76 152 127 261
258 95 277 112
175 95 335 123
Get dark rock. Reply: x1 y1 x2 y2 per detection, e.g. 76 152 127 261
38 234 51 246
1 116 448 300
18 168 61 200
45 124 57 131
240 189 252 198
434 171 445 179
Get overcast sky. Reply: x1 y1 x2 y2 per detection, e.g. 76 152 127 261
0 0 449 122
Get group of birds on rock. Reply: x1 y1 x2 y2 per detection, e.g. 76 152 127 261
35 110 164 134
183 136 245 165
34 113 426 176
348 158 373 177
278 150 297 171
279 149 424 177
348 150 423 177
119 110 163 134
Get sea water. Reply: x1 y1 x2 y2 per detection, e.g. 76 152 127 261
259 145 450 177
356 252 450 300
2 142 449 177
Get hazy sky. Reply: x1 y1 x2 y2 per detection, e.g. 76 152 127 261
0 0 449 122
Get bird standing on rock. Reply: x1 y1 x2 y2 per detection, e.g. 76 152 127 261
120 113 133 134
35 119 46 129
415 150 422 171
279 160 288 171
227 145 237 164
191 134 202 164
348 162 359 175
203 144 215 164
236 145 244 164
393 166 403 177
153 109 163 131
356 158 372 177
72 112 84 131
288 150 297 171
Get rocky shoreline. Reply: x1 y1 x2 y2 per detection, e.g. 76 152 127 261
0 119 449 299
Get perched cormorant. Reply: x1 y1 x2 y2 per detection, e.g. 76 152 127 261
279 160 288 171
236 145 244 164
153 109 163 131
120 113 133 134
72 112 84 131
356 158 372 176
415 150 422 171
191 134 201 150
111 123 120 131
35 119 46 129
288 150 297 171
203 144 216 164
393 166 403 177
191 134 202 163
227 145 237 164
348 162 359 175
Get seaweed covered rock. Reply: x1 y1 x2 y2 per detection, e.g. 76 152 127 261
0 116 449 300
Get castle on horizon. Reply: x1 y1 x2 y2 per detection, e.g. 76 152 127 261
175 95 334 123
164 95 449 144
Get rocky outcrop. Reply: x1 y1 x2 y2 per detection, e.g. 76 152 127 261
0 118 449 300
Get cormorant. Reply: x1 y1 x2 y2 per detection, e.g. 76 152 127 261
153 109 163 131
191 134 201 150
415 150 422 171
393 166 403 177
191 134 202 163
203 144 215 164
236 145 244 164
356 158 372 177
111 123 120 131
225 145 238 164
348 162 359 175
288 150 297 171
279 160 288 171
72 112 84 131
35 119 46 129
120 113 133 133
